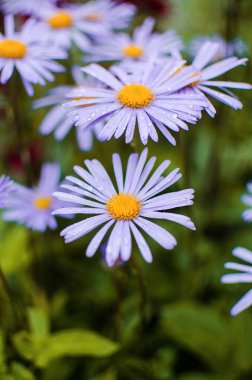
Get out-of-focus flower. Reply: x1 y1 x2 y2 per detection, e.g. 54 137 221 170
241 181 252 223
119 0 169 18
65 59 207 145
0 0 57 16
0 15 66 95
4 143 43 176
77 0 136 32
185 41 251 117
33 66 101 151
221 247 252 316
37 4 107 51
0 176 14 209
189 35 248 61
53 149 195 266
85 17 183 63
3 163 67 232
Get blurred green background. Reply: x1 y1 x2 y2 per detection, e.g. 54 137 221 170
0 0 252 379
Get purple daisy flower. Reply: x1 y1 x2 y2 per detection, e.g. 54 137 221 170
37 4 107 51
189 35 248 61
0 0 57 16
0 15 66 96
241 181 252 223
3 163 67 232
0 176 14 209
76 0 136 32
65 59 207 145
53 148 196 266
85 17 183 63
185 41 251 116
33 66 101 151
221 247 252 316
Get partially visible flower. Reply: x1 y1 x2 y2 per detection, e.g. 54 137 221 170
33 66 101 151
53 149 195 266
185 41 251 117
85 17 183 63
119 0 169 18
37 4 106 51
189 35 248 61
4 143 43 175
65 59 207 145
241 181 252 223
221 247 252 316
76 0 136 32
0 15 66 95
0 176 14 209
0 0 57 16
3 163 67 232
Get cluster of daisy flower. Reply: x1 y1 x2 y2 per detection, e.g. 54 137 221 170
0 0 251 313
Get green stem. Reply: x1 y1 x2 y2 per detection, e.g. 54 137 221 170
131 254 149 327
6 77 33 185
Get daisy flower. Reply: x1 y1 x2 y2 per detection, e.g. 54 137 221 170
185 41 251 117
3 163 67 232
0 0 57 16
33 67 101 151
221 247 252 316
37 4 106 51
0 176 14 209
53 148 196 266
65 59 208 146
189 35 248 61
85 17 183 63
0 15 66 96
241 181 252 223
76 0 136 32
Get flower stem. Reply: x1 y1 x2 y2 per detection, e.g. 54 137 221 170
131 254 149 327
6 76 33 185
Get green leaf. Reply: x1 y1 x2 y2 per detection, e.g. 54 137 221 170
178 373 234 380
161 302 230 370
11 362 35 380
12 331 41 362
90 370 117 380
0 224 31 274
35 329 120 368
28 307 50 340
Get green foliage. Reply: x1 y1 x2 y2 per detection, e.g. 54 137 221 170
1 0 252 379
12 328 119 369
161 302 230 370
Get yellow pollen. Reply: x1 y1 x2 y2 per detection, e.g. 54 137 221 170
73 96 95 101
189 73 201 87
34 197 52 210
123 44 144 59
171 65 187 76
48 11 73 29
171 65 201 86
84 12 103 21
118 84 154 108
106 193 141 220
0 39 27 59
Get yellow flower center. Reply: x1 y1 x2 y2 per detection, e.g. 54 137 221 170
34 197 52 210
117 84 154 108
84 12 103 21
0 39 27 59
47 11 73 29
106 193 141 220
123 44 144 59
